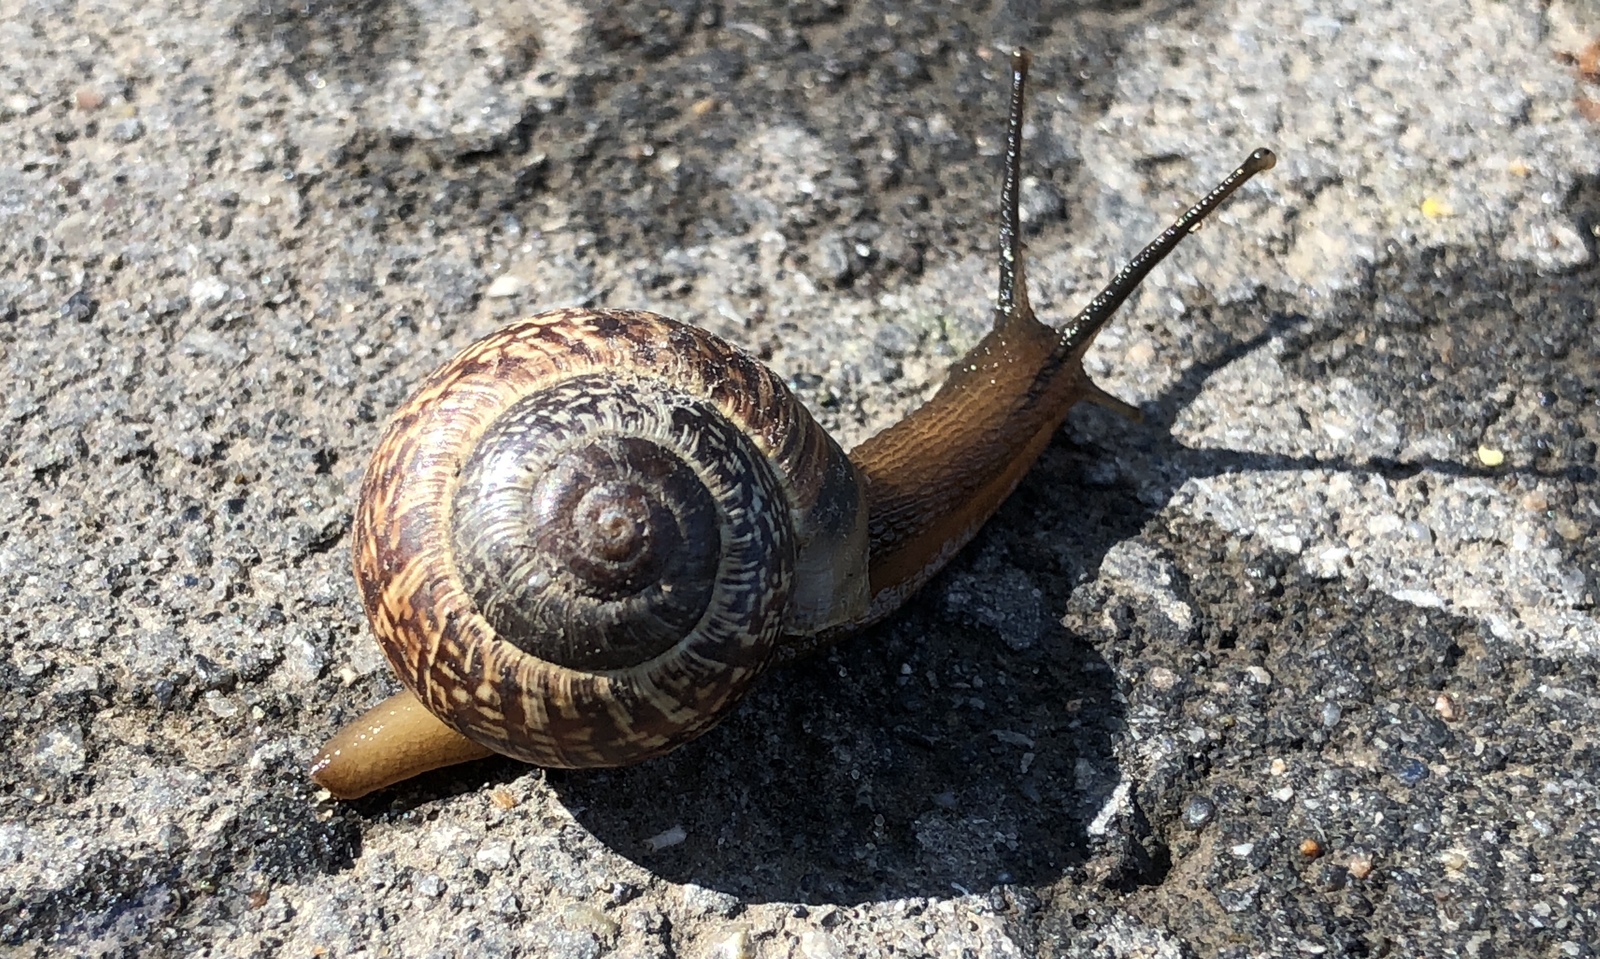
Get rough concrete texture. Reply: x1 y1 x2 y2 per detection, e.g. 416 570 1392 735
2 0 1598 955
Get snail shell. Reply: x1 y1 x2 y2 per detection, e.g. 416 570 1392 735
352 309 868 769
310 49 1276 799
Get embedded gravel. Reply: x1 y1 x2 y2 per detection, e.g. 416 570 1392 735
2 0 1598 957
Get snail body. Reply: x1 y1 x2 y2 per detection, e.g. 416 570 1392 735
311 51 1276 799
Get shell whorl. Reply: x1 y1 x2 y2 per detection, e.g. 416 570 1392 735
353 308 869 768
450 374 786 673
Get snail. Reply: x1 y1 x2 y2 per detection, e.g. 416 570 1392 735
310 49 1275 800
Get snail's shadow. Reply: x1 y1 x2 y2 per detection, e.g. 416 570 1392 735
553 594 1124 903
544 229 1600 904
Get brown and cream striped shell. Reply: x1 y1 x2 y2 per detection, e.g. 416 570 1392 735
352 308 870 768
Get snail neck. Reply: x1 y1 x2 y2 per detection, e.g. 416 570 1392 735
845 293 1098 628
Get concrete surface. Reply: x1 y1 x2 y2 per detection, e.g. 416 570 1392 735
2 0 1598 956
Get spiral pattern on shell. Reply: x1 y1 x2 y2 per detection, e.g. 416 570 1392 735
353 308 868 768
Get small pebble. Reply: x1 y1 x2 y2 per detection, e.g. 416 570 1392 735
190 276 229 307
475 841 513 871
643 825 687 851
799 930 845 959
486 275 526 298
1300 839 1323 859
1434 693 1458 722
415 874 445 898
202 690 239 718
709 928 753 959
679 883 739 918
1348 852 1375 880
1321 702 1343 728
1182 795 1216 829
561 902 620 940
157 824 189 854
1396 758 1429 786
490 890 521 917
61 290 96 322
1420 196 1454 218
111 117 145 142
33 726 86 777
1477 445 1505 467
